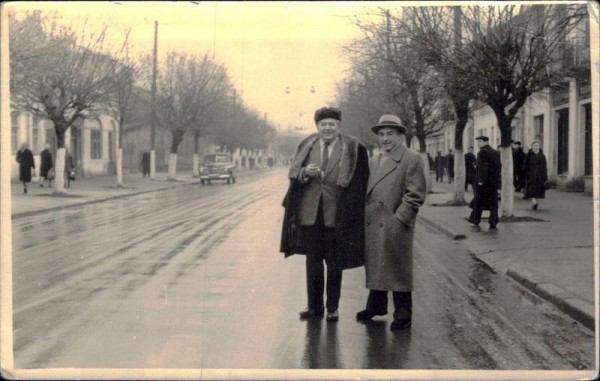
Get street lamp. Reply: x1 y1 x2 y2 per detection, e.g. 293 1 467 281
284 85 317 131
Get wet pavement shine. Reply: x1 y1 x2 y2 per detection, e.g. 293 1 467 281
10 168 595 371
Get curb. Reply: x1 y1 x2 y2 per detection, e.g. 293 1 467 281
418 214 467 240
506 265 595 331
11 182 189 219
11 168 268 219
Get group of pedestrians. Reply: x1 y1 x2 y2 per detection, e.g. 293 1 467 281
16 144 75 193
467 138 549 229
280 107 425 331
432 151 455 183
512 140 548 209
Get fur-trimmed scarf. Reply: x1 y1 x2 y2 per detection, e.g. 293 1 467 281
288 133 359 188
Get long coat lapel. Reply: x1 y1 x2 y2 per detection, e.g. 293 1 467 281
323 139 342 181
367 144 408 195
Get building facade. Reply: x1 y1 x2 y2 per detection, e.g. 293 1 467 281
10 111 119 181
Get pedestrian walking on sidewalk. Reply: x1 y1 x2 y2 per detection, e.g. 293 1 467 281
141 151 150 178
468 136 501 229
446 150 455 183
16 143 35 194
512 141 526 192
522 141 547 210
39 144 54 188
434 151 445 182
356 114 426 331
464 147 476 191
280 107 369 323
64 148 75 188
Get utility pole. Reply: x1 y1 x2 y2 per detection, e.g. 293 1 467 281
150 20 158 180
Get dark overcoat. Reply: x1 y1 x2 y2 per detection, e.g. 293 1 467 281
446 153 455 178
523 150 548 199
472 145 501 210
434 154 445 178
40 149 53 177
465 152 476 184
280 133 369 270
364 145 426 291
17 149 35 183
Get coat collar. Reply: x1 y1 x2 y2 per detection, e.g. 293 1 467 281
288 133 359 188
367 144 407 195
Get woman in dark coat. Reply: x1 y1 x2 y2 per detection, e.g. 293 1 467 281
40 144 53 187
522 141 547 210
16 143 35 194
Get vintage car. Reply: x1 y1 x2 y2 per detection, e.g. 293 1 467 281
199 153 236 185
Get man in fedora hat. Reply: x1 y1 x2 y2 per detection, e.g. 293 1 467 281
356 114 426 330
468 135 501 229
280 107 369 322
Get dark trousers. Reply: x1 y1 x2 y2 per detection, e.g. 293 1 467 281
366 290 412 320
302 202 342 313
469 191 498 227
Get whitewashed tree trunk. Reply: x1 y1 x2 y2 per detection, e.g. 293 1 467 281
453 149 466 203
500 146 514 217
53 148 66 194
167 153 177 180
192 153 199 177
419 152 432 194
116 148 123 187
150 150 156 180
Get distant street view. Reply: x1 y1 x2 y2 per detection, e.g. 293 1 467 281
3 1 597 379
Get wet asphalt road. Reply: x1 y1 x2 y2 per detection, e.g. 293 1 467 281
11 168 594 370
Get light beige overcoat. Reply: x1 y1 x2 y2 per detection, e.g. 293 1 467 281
365 144 426 291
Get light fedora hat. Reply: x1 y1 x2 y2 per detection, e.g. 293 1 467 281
370 114 407 134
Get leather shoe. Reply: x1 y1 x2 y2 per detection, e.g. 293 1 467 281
299 308 323 319
390 318 412 330
326 310 339 322
356 309 387 321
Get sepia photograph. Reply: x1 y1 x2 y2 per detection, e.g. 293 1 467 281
1 1 598 380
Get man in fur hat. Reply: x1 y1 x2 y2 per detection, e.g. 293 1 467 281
280 107 369 322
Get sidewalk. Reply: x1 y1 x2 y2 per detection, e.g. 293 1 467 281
418 179 596 330
10 167 264 219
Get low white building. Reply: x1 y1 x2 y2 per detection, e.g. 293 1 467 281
10 111 119 181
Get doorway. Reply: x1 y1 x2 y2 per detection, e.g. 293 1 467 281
556 109 569 175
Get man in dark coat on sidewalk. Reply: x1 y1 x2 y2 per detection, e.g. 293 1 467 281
446 149 455 183
280 106 369 322
512 141 526 192
468 136 501 229
434 151 445 182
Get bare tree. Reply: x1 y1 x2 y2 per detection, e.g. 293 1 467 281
10 11 128 194
401 6 479 204
156 52 231 180
343 8 448 191
106 54 150 187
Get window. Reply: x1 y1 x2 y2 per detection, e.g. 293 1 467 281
11 113 19 154
533 115 544 147
91 130 103 159
32 116 40 152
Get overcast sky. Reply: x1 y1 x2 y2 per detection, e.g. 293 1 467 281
7 1 400 132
